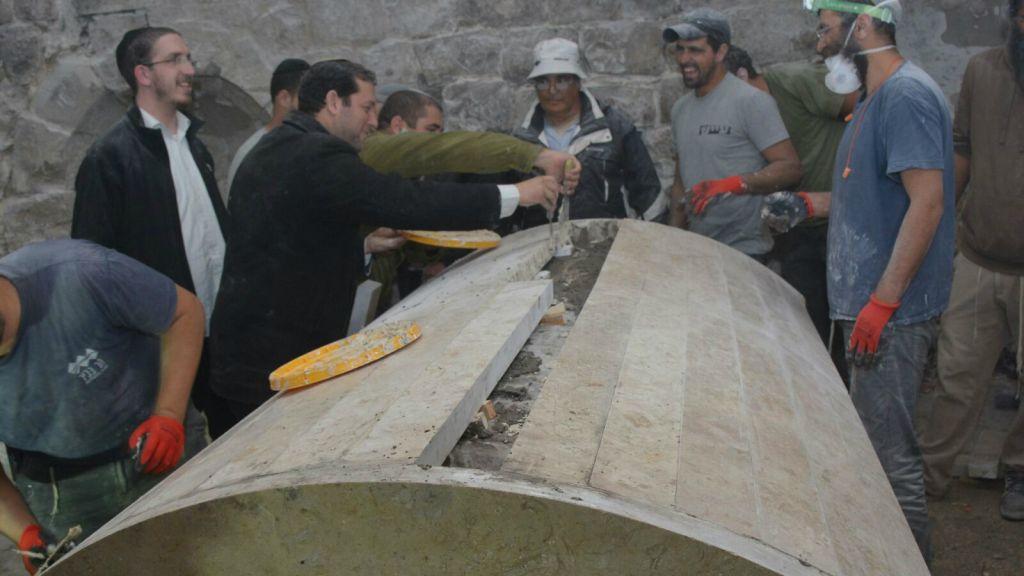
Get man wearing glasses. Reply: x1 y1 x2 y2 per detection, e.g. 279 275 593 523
510 38 665 226
72 27 232 438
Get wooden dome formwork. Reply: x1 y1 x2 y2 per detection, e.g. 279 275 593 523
47 220 929 576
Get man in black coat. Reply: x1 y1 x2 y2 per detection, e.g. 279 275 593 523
72 26 233 438
210 60 562 426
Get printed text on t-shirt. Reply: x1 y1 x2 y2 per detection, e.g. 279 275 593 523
699 124 734 136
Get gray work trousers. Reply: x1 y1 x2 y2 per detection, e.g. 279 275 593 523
12 404 208 542
921 254 1024 495
841 318 937 563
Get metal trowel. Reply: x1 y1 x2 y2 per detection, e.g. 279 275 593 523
554 159 574 257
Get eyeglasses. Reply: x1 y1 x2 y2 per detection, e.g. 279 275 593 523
142 53 197 68
531 76 576 92
815 24 837 40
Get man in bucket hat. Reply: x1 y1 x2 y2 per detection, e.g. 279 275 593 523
510 38 666 226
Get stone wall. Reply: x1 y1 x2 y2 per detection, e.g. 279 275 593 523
0 0 1012 255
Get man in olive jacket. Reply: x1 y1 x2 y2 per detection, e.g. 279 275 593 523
210 60 561 426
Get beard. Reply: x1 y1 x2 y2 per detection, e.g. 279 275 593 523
842 35 870 88
153 73 194 108
1011 24 1024 87
681 60 715 89
853 54 869 88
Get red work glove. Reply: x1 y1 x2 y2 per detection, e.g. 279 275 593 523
18 524 47 575
848 294 900 367
690 175 747 215
129 415 185 474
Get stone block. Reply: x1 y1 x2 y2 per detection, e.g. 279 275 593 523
32 60 105 129
657 77 688 127
644 125 676 180
71 0 138 15
540 1 621 25
0 186 74 255
453 0 546 29
381 0 458 40
581 21 664 77
414 32 504 87
0 23 42 84
306 0 456 46
11 116 72 190
364 40 424 86
585 81 658 130
79 10 148 61
506 85 541 130
622 0 687 20
442 79 518 133
941 0 1008 47
14 0 56 23
0 154 11 199
0 0 12 25
250 5 316 63
729 11 815 67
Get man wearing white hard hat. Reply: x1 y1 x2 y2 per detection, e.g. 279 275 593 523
771 0 954 561
511 38 666 225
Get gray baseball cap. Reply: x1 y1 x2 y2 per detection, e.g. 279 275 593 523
663 8 732 45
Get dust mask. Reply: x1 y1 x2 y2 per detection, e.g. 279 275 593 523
824 23 861 94
824 54 860 94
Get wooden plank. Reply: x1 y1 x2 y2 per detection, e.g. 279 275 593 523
502 225 647 485
344 280 552 465
673 251 760 537
589 239 689 508
255 290 501 476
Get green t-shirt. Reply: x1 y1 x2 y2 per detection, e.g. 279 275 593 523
763 62 847 193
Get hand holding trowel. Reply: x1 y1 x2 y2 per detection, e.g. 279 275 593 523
555 158 578 257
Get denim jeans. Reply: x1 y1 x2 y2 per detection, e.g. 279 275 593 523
12 403 208 542
840 318 938 563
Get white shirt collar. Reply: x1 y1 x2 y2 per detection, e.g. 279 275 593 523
139 107 191 140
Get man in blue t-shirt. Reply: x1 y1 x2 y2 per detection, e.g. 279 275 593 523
0 240 205 574
773 1 954 563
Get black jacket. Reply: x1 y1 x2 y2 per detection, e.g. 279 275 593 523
72 106 228 293
513 89 665 222
209 111 501 404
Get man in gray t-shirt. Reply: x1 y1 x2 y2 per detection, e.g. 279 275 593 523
0 240 206 567
663 9 801 258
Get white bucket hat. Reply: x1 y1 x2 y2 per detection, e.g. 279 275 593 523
527 38 589 80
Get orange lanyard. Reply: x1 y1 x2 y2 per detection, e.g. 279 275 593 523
841 58 905 180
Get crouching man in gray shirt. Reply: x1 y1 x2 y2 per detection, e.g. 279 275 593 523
0 240 207 573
